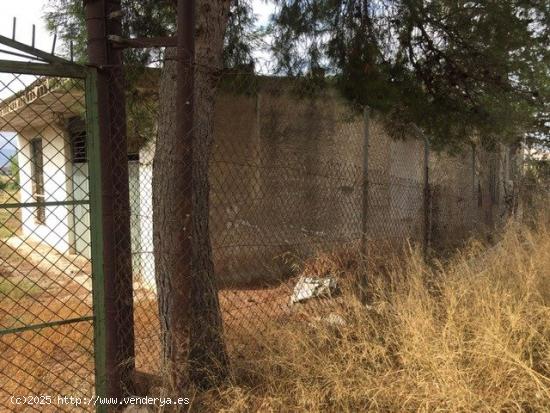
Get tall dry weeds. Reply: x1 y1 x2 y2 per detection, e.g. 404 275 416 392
197 216 550 412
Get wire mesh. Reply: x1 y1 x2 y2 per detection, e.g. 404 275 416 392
0 71 94 411
364 114 426 251
429 147 479 249
519 147 549 225
121 61 523 378
0 54 524 404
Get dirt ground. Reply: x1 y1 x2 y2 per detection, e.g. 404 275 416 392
0 236 95 412
132 276 298 375
0 234 313 411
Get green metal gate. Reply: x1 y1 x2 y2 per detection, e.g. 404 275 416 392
0 36 105 412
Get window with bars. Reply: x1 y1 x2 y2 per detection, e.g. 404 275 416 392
68 117 87 163
30 137 45 224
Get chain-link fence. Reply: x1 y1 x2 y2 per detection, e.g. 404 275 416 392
0 69 96 411
0 50 526 407
520 147 550 225
120 62 522 378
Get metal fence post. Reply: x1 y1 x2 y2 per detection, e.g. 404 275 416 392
86 67 108 413
471 144 477 228
423 137 431 259
85 0 135 402
361 107 370 256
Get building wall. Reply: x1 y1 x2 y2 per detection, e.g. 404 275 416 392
128 160 142 281
137 87 435 289
16 125 139 269
12 88 519 292
17 125 73 253
365 114 425 245
137 142 155 290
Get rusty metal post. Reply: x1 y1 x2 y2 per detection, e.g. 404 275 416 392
85 0 135 402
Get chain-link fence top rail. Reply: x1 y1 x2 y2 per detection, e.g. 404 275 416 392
119 64 520 377
0 68 95 411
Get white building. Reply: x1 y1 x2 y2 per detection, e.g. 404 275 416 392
0 77 141 271
0 78 90 256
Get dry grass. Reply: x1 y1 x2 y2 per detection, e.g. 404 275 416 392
0 237 95 411
2 205 549 412
197 215 550 412
0 184 20 239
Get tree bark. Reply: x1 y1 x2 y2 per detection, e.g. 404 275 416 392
187 0 233 389
153 0 232 392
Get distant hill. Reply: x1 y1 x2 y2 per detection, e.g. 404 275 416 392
0 133 17 169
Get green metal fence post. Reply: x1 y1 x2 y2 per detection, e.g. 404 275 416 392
86 66 108 413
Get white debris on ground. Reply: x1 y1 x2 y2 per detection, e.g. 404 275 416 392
323 312 347 327
308 312 347 331
290 276 338 304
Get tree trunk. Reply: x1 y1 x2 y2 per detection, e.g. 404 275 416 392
153 0 232 392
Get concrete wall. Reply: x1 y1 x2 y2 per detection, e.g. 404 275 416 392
365 113 425 245
429 147 478 246
210 86 366 284
137 86 437 288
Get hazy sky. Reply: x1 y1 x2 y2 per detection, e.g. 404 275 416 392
0 1 275 94
0 2 276 159
0 1 54 52
0 1 274 55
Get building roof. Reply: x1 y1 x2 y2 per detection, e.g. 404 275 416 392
0 77 84 132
